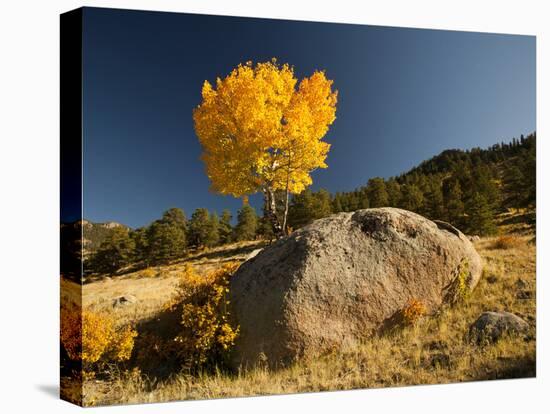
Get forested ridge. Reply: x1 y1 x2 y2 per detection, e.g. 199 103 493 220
73 133 535 276
312 132 536 234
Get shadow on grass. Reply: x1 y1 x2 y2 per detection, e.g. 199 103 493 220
500 211 536 227
190 241 268 263
84 241 268 283
493 354 536 380
130 304 184 380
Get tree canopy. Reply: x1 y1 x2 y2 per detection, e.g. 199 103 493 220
193 59 338 236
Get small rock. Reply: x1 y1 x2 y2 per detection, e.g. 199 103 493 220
426 340 448 351
468 235 481 242
486 274 498 284
429 353 451 369
469 311 529 343
516 290 534 300
113 295 137 307
515 278 528 289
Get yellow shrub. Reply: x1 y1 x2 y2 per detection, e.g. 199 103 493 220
109 325 137 361
455 260 471 301
82 310 113 363
61 305 137 367
174 263 240 368
444 259 471 304
140 267 157 278
402 299 427 325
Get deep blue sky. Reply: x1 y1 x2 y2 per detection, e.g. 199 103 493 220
82 7 535 228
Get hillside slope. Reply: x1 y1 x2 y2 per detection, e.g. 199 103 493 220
67 219 535 406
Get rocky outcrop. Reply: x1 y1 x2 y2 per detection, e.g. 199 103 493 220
230 208 482 367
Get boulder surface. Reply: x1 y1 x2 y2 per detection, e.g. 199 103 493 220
469 311 529 343
230 208 482 367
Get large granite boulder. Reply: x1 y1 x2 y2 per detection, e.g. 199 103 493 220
230 208 482 367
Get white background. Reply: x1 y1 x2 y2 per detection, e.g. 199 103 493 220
0 0 547 412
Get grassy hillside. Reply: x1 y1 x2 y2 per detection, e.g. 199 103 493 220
61 213 535 406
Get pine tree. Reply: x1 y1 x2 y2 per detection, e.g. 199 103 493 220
288 189 332 229
147 220 187 264
347 191 360 211
332 193 344 213
366 177 389 208
288 189 315 228
314 189 333 218
522 148 536 207
466 192 497 235
470 167 500 210
160 207 187 233
358 188 370 209
218 210 233 244
90 227 135 274
503 165 525 208
400 184 424 213
445 180 465 228
386 179 402 207
234 205 258 241
130 227 149 265
207 212 220 247
146 208 188 263
188 208 214 248
424 179 445 220
256 215 275 241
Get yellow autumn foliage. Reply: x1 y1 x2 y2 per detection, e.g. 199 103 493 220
60 304 82 361
192 59 338 198
174 263 240 368
139 267 157 278
402 299 427 325
61 305 137 366
455 260 471 302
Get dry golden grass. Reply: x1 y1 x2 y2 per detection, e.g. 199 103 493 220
63 232 536 407
61 276 81 308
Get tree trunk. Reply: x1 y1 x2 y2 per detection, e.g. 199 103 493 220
282 185 290 235
281 151 292 235
263 187 284 238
